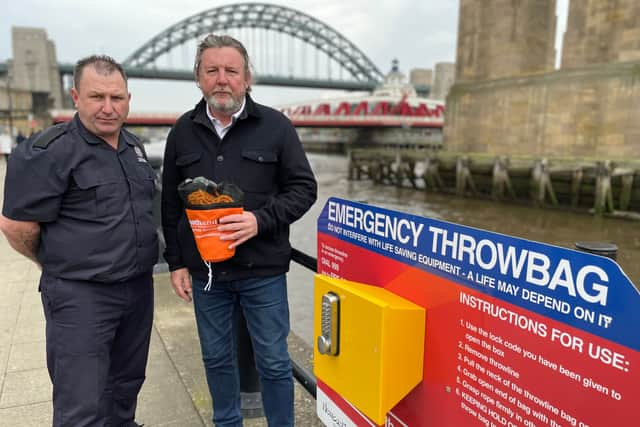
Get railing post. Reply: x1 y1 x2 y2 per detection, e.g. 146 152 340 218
235 306 264 418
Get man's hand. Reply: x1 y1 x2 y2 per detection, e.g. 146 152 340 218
218 211 258 249
170 268 192 302
0 215 41 266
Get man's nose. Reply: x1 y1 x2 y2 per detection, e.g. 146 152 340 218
102 98 114 113
217 70 228 85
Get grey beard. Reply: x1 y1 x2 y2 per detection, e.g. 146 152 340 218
206 94 242 115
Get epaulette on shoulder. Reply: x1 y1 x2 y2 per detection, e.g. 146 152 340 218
33 124 67 149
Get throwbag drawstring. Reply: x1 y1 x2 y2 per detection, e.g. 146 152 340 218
204 261 213 291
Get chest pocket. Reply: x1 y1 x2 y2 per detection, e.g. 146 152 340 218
134 161 158 197
176 152 203 180
70 169 126 217
236 149 279 193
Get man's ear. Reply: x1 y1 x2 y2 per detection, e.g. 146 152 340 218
71 87 79 108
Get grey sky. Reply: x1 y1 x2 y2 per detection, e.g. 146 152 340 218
1 0 568 112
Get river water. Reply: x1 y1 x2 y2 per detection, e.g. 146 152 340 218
291 153 639 284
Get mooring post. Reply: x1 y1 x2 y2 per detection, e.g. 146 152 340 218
570 167 583 207
423 155 443 190
574 241 618 261
594 160 614 214
532 158 558 206
456 155 476 196
491 156 514 200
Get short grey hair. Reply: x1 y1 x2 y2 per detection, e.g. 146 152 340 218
194 34 252 90
73 55 127 90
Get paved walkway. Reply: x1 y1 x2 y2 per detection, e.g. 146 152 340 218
0 158 321 426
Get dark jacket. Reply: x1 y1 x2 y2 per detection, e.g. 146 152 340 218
161 95 317 282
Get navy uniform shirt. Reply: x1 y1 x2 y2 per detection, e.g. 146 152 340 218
2 114 159 283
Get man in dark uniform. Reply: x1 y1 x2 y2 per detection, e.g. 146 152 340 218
0 55 158 427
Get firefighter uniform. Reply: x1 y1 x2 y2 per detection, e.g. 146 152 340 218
2 114 158 426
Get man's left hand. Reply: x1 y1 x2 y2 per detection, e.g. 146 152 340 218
218 211 258 249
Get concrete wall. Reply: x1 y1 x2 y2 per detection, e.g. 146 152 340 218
456 0 556 82
46 40 63 108
11 27 63 108
0 80 34 133
562 0 640 68
0 84 32 113
432 62 455 100
409 68 433 87
443 61 640 160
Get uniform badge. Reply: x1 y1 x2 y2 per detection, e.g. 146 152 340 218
134 146 147 163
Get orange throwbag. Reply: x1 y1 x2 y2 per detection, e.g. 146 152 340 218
185 206 244 262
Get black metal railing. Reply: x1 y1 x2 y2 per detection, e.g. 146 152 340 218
291 248 318 272
237 247 318 418
290 247 318 399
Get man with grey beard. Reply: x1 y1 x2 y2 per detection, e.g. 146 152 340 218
161 34 317 427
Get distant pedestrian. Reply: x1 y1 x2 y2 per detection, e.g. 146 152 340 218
0 54 158 427
15 131 25 144
161 34 317 426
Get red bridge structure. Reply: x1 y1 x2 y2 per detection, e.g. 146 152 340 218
279 94 444 129
51 95 444 130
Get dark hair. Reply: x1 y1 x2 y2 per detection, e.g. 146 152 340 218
194 34 252 90
73 55 127 90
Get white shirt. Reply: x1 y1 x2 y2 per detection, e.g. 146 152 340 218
205 97 246 139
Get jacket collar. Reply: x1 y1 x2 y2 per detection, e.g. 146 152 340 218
72 113 132 150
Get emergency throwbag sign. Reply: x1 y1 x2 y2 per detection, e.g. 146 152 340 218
316 197 639 427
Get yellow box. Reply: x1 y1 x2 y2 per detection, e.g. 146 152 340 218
313 274 425 425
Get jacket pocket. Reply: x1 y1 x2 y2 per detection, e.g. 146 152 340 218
241 150 278 164
236 149 278 193
176 152 204 181
176 152 202 167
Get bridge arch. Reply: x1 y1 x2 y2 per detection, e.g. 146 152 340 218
123 2 383 84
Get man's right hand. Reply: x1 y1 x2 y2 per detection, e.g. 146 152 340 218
0 215 41 266
170 268 192 302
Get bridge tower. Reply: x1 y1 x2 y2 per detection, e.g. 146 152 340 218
431 62 455 101
455 0 556 82
445 0 640 161
561 0 640 68
11 27 64 111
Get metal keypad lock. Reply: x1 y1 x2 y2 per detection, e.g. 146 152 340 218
317 292 340 356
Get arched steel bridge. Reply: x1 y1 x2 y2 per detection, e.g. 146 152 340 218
19 3 385 91
122 2 384 89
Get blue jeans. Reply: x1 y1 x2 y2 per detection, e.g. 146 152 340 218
192 274 293 427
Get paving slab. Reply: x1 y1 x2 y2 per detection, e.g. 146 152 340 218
0 367 52 408
7 340 46 372
0 401 52 427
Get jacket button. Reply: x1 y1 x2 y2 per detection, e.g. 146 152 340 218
258 155 264 162
217 155 224 162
